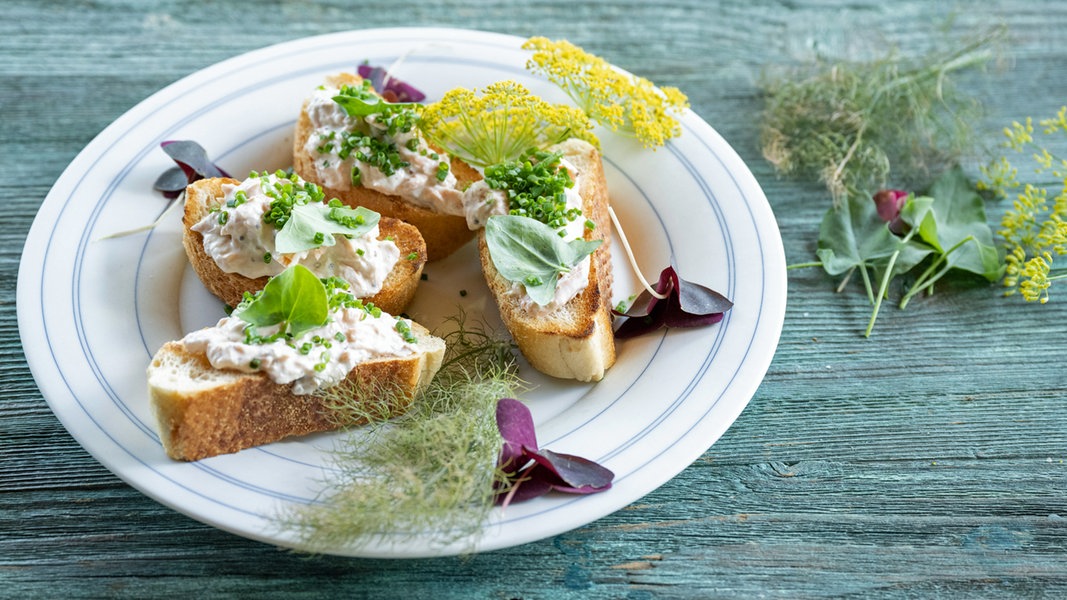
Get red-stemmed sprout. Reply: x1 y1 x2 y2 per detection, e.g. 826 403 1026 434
614 265 733 338
495 398 614 507
607 207 733 338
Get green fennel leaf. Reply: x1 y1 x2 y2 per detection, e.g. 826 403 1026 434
275 203 380 254
234 264 329 338
484 215 601 306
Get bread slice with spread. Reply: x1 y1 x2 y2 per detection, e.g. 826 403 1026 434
183 172 426 315
477 139 616 382
292 72 480 261
148 266 446 461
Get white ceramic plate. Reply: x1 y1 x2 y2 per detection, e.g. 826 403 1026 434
17 27 785 558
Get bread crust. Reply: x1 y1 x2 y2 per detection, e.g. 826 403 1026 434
182 177 426 315
478 139 616 382
291 72 481 261
148 322 445 461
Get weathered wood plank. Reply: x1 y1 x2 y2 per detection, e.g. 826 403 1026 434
5 0 1067 597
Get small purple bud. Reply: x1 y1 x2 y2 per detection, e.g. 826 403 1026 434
873 189 908 223
873 189 909 235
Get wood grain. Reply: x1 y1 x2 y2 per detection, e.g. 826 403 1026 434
4 0 1067 597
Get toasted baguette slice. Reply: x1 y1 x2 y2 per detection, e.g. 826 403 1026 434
148 322 445 461
292 72 481 261
478 139 616 382
183 177 426 315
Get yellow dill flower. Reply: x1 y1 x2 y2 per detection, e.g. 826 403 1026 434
1039 106 1067 134
999 184 1049 252
986 107 1067 303
522 37 689 148
1034 147 1054 171
1004 117 1034 151
1019 252 1053 303
977 155 1019 199
417 80 597 168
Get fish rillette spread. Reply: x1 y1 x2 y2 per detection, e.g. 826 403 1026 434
192 172 400 299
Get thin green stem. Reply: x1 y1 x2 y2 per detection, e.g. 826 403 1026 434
864 227 922 336
787 261 824 270
899 234 976 309
900 262 953 309
865 251 899 338
858 264 875 305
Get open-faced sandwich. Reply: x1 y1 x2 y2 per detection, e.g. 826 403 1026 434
293 74 615 381
474 139 615 382
183 170 426 315
147 264 446 461
293 73 481 260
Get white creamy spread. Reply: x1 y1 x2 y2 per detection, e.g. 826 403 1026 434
182 308 419 395
303 86 465 216
191 174 400 298
460 180 509 230
498 158 593 315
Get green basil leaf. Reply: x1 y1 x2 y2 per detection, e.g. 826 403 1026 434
234 264 329 338
275 203 380 254
484 215 601 306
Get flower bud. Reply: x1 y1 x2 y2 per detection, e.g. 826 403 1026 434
873 189 909 235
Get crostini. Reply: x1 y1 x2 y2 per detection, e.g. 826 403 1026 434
292 73 481 260
183 171 426 315
476 139 615 382
147 265 446 461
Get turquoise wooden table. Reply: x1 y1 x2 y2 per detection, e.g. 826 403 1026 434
4 1 1067 597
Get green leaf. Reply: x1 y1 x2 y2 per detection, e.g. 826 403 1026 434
484 215 601 306
332 94 416 117
234 264 329 338
816 193 927 277
275 203 380 254
900 168 1002 281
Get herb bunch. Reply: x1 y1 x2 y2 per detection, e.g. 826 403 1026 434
763 32 1007 335
278 313 522 553
981 107 1067 303
760 34 998 204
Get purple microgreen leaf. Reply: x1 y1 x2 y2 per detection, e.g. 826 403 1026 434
613 296 670 338
357 64 426 103
496 398 538 469
153 166 191 199
528 449 614 493
614 266 732 338
493 399 614 505
160 140 230 179
672 267 734 316
153 140 230 199
495 464 555 506
612 266 672 319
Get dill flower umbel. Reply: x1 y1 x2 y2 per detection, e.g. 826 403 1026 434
417 80 597 168
523 37 689 148
983 106 1067 302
